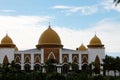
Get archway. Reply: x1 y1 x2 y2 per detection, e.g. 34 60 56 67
61 64 69 73
45 59 57 73
3 55 9 64
93 55 100 74
82 64 89 71
24 64 31 72
34 64 42 71
15 64 21 70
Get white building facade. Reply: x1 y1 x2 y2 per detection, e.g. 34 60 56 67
0 26 105 73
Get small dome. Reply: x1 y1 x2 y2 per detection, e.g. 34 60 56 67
0 34 15 48
1 34 13 44
78 44 87 51
89 35 102 45
36 26 63 48
87 35 104 48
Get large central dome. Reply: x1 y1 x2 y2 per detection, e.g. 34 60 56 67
36 26 63 48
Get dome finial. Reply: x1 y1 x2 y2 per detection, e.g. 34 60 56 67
6 33 8 36
95 31 97 36
48 22 51 28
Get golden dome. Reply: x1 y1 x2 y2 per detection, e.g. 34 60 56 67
0 34 15 48
78 44 87 51
89 35 102 45
1 34 13 44
87 35 104 48
36 26 63 48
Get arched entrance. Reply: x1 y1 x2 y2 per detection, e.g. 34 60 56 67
24 64 31 72
61 64 69 73
34 64 42 71
15 64 21 70
71 63 79 72
45 59 57 73
3 55 9 64
93 55 100 74
82 64 89 71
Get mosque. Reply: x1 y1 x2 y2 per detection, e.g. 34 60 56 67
0 25 105 73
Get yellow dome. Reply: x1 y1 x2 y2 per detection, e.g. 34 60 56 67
0 34 15 48
78 44 87 51
87 35 104 48
1 34 13 44
36 26 63 48
89 35 102 45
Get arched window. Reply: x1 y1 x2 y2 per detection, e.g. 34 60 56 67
48 52 56 60
24 56 30 63
73 56 78 63
34 56 40 63
15 56 21 63
82 56 88 64
63 56 68 63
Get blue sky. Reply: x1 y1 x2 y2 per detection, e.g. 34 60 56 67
0 0 120 57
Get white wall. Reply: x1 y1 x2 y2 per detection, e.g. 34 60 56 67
0 48 15 64
88 48 105 64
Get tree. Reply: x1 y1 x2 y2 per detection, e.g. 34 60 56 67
114 0 120 5
45 59 57 73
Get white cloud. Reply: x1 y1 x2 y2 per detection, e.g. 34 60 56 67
54 18 120 54
0 15 119 57
52 5 98 15
101 0 120 12
0 15 51 50
52 5 71 9
52 0 120 15
0 10 15 14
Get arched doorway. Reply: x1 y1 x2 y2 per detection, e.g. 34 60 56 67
82 64 89 71
61 64 69 73
93 55 100 74
3 55 9 65
45 59 57 73
71 63 79 72
24 64 31 72
34 64 42 71
15 64 21 71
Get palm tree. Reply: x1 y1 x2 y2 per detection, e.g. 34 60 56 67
114 0 120 5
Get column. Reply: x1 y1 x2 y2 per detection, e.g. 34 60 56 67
79 52 81 70
21 64 24 70
31 53 34 70
59 49 62 63
21 53 24 70
41 49 44 63
57 65 61 73
69 53 72 63
42 67 45 73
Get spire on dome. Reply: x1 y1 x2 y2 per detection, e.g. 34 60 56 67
48 22 51 28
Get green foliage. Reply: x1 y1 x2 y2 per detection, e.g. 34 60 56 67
1 56 120 80
46 73 65 80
